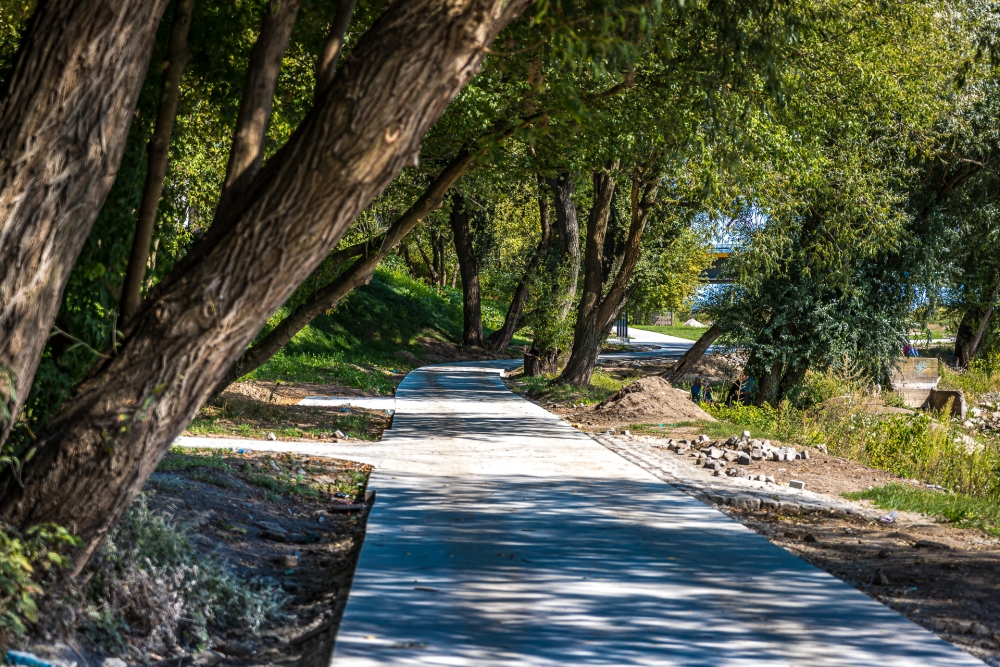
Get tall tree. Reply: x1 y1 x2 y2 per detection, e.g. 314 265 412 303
450 192 485 346
0 0 533 572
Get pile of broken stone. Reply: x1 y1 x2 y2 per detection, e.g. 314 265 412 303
965 391 1000 435
658 430 823 486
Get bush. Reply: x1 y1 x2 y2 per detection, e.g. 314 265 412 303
939 351 1000 404
0 524 79 646
81 495 285 658
701 401 803 442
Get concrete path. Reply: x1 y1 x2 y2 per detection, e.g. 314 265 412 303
333 361 984 666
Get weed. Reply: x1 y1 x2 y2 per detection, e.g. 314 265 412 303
510 369 629 405
701 401 803 442
845 484 1000 535
940 351 1000 405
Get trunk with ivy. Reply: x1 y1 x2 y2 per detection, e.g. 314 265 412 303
0 0 532 573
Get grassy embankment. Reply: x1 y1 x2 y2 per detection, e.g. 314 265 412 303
631 324 709 341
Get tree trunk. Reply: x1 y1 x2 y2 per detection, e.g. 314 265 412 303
757 360 783 406
546 171 580 314
777 362 809 401
0 0 532 572
558 168 654 387
663 324 723 384
961 274 1000 368
954 307 981 368
0 0 170 448
314 0 359 99
450 193 484 347
211 148 479 397
215 0 300 223
417 232 440 284
119 0 195 323
484 186 551 352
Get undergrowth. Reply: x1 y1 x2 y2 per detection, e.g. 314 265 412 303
80 494 285 660
939 351 1000 405
510 369 630 405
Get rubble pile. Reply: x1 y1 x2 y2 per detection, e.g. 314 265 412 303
657 430 819 483
965 392 1000 435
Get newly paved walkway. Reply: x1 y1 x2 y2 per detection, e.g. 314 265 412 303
333 362 984 666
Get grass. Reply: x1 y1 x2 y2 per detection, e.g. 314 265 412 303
939 352 1000 404
845 483 1000 536
631 324 710 341
246 263 465 393
628 419 790 442
508 368 632 405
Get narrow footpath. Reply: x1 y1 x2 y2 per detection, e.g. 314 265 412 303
332 362 985 666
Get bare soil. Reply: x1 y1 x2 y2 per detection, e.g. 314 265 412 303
147 449 374 666
591 376 716 425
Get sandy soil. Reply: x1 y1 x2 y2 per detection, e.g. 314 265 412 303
593 376 716 424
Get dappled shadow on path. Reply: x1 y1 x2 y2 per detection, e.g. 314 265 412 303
333 363 981 666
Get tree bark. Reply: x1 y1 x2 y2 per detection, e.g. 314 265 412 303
961 274 1000 368
314 0 359 99
0 0 532 572
778 362 809 400
546 171 580 313
663 324 723 384
215 0 300 223
757 359 783 406
558 168 655 387
484 185 551 352
211 148 479 396
119 0 195 323
450 192 484 347
0 0 170 447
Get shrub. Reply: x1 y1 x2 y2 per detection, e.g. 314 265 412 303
0 524 80 647
701 401 803 442
81 495 285 658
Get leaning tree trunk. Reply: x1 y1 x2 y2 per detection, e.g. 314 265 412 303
211 148 480 397
0 0 533 573
0 0 170 448
214 0 300 224
961 274 1000 368
450 192 484 347
120 0 195 323
314 0 359 98
485 185 552 352
663 324 723 384
558 169 655 387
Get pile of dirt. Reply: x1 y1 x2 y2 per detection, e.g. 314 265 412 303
593 376 716 423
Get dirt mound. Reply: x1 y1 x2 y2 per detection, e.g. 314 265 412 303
594 376 716 422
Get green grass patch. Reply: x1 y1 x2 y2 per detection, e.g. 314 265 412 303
844 483 1000 535
245 264 465 393
157 449 232 472
939 352 1000 404
628 419 784 441
509 369 631 405
701 401 803 442
631 325 710 341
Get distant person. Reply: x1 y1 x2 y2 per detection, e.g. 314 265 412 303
691 377 704 402
727 373 757 406
704 383 714 403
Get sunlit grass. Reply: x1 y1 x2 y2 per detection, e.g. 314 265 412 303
509 369 631 405
631 324 709 341
845 483 1000 536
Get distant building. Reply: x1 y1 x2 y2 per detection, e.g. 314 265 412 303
652 312 674 326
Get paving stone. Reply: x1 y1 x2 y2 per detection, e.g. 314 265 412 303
788 480 805 490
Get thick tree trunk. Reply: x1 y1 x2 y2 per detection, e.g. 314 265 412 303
119 0 195 323
663 324 723 384
0 0 170 447
484 188 551 352
757 360 783 406
211 149 479 396
0 0 532 572
546 171 580 313
215 0 300 223
558 170 654 387
778 362 809 400
450 193 484 347
314 0 359 98
954 307 981 368
961 275 1000 368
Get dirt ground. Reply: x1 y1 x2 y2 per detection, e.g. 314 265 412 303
146 448 374 666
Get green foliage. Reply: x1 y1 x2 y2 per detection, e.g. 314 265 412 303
806 403 1000 499
82 495 284 657
939 352 1000 404
845 484 1000 536
0 523 80 641
701 400 802 442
